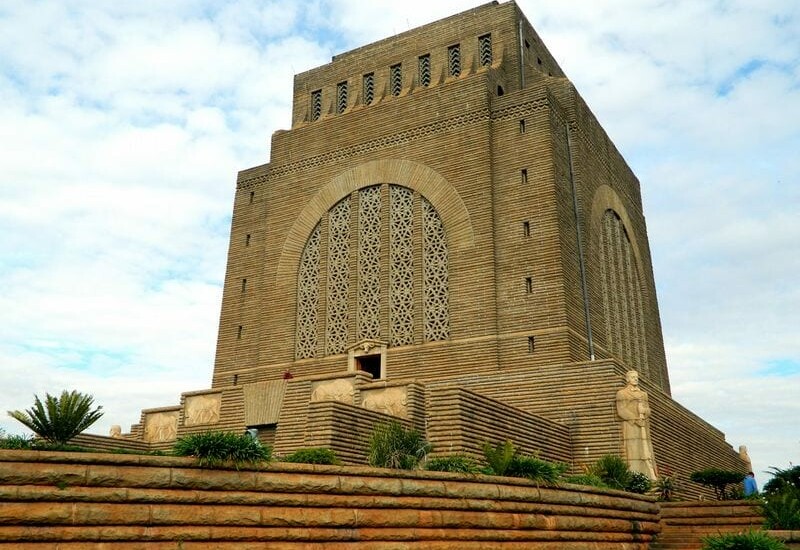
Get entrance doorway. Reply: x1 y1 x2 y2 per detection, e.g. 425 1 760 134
356 354 381 379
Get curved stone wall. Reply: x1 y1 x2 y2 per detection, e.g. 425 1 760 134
0 450 659 549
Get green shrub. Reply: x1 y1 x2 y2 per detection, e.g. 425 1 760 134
367 421 430 470
563 473 609 489
690 468 745 500
590 455 631 491
764 465 800 495
425 455 481 474
656 475 677 501
701 530 788 550
7 390 104 446
506 455 567 484
282 447 339 465
763 487 800 530
0 433 34 449
482 440 517 476
173 431 271 468
626 471 652 494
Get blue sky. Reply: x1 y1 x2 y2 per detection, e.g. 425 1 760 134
1 0 798 482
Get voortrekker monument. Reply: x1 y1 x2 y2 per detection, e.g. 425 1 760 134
112 0 746 497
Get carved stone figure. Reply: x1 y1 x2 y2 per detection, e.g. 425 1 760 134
144 412 178 443
739 445 753 472
109 425 122 438
184 394 221 426
310 378 355 405
616 370 657 480
362 387 408 418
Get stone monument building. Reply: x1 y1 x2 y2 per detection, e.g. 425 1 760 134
121 1 745 496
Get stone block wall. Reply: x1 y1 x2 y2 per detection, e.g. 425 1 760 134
426 386 572 466
303 400 412 465
653 501 764 550
0 449 660 549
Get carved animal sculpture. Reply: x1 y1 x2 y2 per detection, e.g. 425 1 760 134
145 414 178 443
310 379 354 404
186 394 220 425
363 387 407 418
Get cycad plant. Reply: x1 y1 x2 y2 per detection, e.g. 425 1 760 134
7 390 104 446
482 439 517 476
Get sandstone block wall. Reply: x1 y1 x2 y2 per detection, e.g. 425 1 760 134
653 501 764 550
429 360 746 499
302 400 412 465
426 386 572 466
0 449 660 549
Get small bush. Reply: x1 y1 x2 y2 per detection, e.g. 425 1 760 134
367 421 430 470
701 530 788 550
425 455 481 474
173 431 271 468
506 455 567 484
591 455 631 491
0 433 34 450
563 473 609 489
764 465 800 495
656 475 677 501
690 468 745 500
763 487 800 530
282 447 339 465
626 471 652 494
482 440 517 476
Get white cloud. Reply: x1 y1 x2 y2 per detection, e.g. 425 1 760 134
1 0 798 484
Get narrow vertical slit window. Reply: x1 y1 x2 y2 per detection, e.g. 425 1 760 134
232 374 238 385
390 64 402 96
418 54 431 87
448 44 461 77
523 221 531 237
249 191 255 203
237 325 243 339
241 278 247 293
525 277 533 294
310 89 322 121
519 119 526 133
479 34 492 66
363 73 374 104
245 233 251 246
528 336 535 353
521 169 528 184
336 81 348 114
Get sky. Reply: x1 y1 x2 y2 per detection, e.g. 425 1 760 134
0 0 798 483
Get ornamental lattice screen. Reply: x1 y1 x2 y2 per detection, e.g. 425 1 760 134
295 184 449 359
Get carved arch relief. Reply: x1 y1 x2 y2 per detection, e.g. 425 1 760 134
588 185 650 377
588 185 648 288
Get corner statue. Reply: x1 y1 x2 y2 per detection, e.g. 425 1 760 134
616 370 657 480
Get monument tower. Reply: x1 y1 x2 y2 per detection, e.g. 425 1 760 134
124 1 745 496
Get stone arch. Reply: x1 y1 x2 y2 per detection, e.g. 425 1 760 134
587 185 648 292
587 185 653 377
276 159 474 286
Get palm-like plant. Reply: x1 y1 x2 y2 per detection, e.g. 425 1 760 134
7 390 104 446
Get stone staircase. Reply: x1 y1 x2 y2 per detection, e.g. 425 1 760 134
651 500 763 549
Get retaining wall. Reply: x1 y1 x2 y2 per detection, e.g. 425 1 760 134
0 449 659 549
653 500 764 550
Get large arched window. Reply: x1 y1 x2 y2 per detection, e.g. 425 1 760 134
295 184 449 359
599 209 648 375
